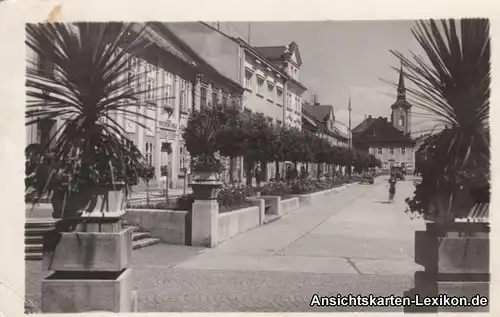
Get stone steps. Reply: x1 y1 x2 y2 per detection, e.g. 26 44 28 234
25 219 160 261
264 214 281 225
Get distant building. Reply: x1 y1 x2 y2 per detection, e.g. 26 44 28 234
301 102 349 177
352 64 416 172
301 102 349 148
164 22 308 183
254 42 307 129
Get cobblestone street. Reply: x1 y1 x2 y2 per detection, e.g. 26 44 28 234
26 177 426 312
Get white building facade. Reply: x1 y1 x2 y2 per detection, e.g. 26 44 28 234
25 23 244 189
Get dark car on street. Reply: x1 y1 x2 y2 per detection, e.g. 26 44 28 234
391 166 405 180
359 172 374 184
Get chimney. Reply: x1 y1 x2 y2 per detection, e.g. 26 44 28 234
368 115 372 119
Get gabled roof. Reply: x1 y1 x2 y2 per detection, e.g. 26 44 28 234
302 103 333 122
352 116 415 145
301 110 318 129
236 38 307 91
302 104 348 141
234 38 289 79
352 116 377 134
254 46 287 61
254 41 303 66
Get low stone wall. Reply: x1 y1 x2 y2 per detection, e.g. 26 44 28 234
124 209 187 245
295 185 345 206
217 205 261 244
280 197 300 215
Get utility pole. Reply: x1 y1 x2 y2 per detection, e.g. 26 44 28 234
248 21 251 44
216 22 220 30
348 93 352 177
348 92 352 149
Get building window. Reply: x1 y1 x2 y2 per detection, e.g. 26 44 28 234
145 64 156 101
244 71 253 90
147 77 155 101
145 142 153 165
179 145 187 172
179 79 187 111
164 72 174 113
378 148 382 155
212 91 218 106
257 77 264 96
127 57 135 87
276 88 283 105
267 83 274 101
399 115 405 126
222 95 228 106
200 87 207 108
287 93 292 109
231 97 240 107
401 148 406 155
390 148 394 155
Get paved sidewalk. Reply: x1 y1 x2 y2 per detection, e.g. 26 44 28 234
176 178 425 275
26 178 425 312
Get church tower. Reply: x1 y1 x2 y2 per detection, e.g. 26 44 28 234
391 62 412 135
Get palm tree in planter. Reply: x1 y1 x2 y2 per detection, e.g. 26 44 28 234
393 19 490 308
182 107 226 200
25 22 170 312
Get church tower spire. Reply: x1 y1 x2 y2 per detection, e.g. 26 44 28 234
397 60 406 100
391 60 412 135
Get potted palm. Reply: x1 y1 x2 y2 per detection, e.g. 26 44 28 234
182 107 225 200
394 19 490 311
25 22 167 313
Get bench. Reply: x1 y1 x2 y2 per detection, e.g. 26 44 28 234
265 204 272 214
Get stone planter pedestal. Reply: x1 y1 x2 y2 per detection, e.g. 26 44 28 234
189 178 222 247
41 213 137 313
405 221 490 313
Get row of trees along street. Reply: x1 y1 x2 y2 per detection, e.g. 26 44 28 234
182 103 381 186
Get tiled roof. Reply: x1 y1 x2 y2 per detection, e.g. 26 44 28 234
254 41 302 65
301 110 318 127
302 103 332 122
352 117 415 145
254 46 287 61
352 117 377 134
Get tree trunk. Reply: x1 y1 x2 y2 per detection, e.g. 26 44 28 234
146 181 150 206
275 161 280 181
165 172 170 208
245 162 253 186
229 157 235 184
261 160 267 182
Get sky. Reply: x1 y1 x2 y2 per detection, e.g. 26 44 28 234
215 20 439 137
